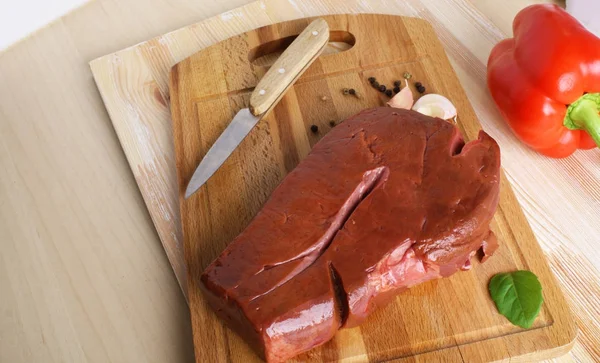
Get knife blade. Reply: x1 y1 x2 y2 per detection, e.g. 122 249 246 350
185 18 330 198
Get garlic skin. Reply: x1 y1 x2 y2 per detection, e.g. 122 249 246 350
412 94 457 120
386 80 413 110
387 82 457 121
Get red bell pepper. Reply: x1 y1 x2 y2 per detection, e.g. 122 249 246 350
487 4 600 158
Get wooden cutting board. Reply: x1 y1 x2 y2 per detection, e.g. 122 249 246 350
169 14 575 362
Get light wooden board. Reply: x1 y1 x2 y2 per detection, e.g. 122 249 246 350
84 0 599 362
168 13 575 362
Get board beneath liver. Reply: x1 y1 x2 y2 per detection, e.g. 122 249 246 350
169 14 574 363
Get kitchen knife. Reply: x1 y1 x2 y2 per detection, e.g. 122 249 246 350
185 18 330 199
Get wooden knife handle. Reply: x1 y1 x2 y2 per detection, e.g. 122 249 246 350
249 18 329 116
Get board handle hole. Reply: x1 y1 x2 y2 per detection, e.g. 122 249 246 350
248 31 356 67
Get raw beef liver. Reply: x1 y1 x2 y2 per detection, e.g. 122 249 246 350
200 107 501 362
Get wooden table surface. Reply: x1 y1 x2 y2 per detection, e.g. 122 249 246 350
0 0 597 362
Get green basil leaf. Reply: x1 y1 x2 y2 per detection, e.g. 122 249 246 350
488 270 543 329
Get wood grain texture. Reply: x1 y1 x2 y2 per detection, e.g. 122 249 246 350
168 14 576 362
88 0 599 362
1 0 259 362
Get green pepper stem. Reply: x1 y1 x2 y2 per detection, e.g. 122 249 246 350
565 93 600 148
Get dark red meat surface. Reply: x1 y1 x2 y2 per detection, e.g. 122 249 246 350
201 107 501 362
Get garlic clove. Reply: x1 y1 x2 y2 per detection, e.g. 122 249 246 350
386 80 413 110
416 104 446 118
412 94 457 120
415 106 432 116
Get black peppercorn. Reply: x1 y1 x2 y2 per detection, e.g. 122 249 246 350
415 81 423 88
393 86 400 93
417 85 426 94
348 88 356 95
329 120 336 127
372 81 380 88
368 77 376 83
310 124 319 133
393 80 401 87
378 84 386 92
385 89 393 97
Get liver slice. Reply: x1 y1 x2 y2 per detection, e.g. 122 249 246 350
200 107 501 362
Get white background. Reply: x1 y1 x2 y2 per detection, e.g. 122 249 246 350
0 0 88 50
0 0 597 51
